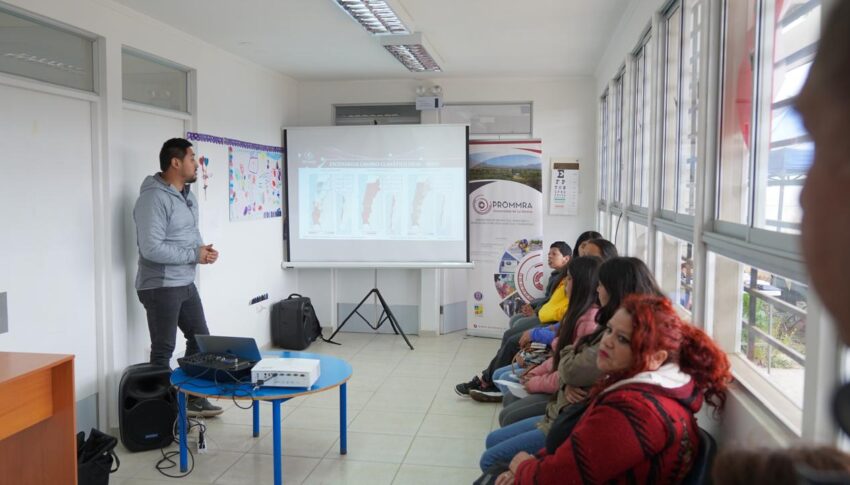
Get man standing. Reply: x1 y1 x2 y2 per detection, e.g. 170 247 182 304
134 137 222 417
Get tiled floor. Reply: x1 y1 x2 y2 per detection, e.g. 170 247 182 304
112 331 501 484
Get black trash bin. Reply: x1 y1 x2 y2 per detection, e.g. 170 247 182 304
77 428 120 485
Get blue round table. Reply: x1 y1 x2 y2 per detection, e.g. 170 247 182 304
170 351 352 485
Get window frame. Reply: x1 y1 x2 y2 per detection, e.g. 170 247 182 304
711 0 820 255
630 30 653 215
0 4 98 94
596 0 839 441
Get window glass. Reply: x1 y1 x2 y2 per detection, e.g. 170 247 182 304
661 5 682 212
122 49 189 112
441 103 531 135
598 210 608 236
599 94 610 203
628 221 648 262
657 232 693 315
710 252 807 407
632 43 652 208
613 214 627 251
717 0 757 225
677 0 703 216
753 0 820 234
0 7 94 91
612 74 625 203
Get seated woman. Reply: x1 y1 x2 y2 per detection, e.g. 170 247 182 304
495 295 732 484
508 231 599 329
481 258 665 466
457 239 618 400
473 256 603 403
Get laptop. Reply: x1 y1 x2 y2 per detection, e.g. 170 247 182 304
177 335 262 382
196 335 263 362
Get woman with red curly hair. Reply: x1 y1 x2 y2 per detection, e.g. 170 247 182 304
495 295 732 485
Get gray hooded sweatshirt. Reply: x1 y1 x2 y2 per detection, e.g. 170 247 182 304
134 174 203 290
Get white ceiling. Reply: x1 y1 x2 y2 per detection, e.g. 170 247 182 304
113 0 628 81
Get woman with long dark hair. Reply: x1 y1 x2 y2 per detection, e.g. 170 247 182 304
497 257 664 427
573 231 602 257
497 295 732 484
478 257 602 403
481 258 665 469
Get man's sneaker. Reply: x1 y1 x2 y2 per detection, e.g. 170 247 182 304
187 397 223 417
469 388 503 403
455 375 484 397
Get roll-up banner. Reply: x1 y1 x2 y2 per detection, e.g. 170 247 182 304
467 140 545 338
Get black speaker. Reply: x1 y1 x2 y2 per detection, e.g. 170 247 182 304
118 363 177 452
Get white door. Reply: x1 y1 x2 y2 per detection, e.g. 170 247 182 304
121 108 185 364
0 83 98 398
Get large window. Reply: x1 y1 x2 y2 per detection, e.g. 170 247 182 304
596 0 832 439
122 48 189 112
718 0 820 235
710 252 807 411
712 0 822 431
660 0 704 219
0 6 95 92
753 0 820 234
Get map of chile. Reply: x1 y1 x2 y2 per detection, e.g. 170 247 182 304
361 178 381 225
495 238 545 317
410 179 431 227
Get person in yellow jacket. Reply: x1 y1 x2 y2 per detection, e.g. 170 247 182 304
456 237 619 402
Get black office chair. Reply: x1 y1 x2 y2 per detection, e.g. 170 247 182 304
682 427 717 485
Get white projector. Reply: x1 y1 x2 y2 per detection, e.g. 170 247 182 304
251 358 321 388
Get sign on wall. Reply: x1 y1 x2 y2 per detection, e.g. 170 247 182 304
549 158 580 216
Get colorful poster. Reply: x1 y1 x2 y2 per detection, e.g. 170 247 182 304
467 140 545 338
186 132 283 223
229 145 283 221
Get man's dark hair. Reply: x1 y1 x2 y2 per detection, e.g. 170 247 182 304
159 138 193 172
550 241 572 258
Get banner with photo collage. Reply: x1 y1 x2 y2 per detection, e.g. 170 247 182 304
467 140 545 338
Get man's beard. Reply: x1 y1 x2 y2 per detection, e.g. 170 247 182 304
187 174 198 183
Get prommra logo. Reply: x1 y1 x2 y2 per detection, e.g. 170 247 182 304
473 195 491 215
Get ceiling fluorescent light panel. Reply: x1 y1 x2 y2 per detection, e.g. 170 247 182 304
334 0 409 35
381 33 442 72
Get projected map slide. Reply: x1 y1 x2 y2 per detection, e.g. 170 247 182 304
285 124 468 264
299 164 465 241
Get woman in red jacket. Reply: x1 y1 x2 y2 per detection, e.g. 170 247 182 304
496 295 731 485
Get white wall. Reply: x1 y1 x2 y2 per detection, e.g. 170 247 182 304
595 0 666 95
0 0 298 429
295 77 598 330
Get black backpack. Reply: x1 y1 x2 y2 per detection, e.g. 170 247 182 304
271 293 323 350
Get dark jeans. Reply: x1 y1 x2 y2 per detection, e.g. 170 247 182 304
137 283 210 367
500 393 551 427
481 318 548 384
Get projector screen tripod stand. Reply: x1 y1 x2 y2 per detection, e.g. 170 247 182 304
325 288 414 350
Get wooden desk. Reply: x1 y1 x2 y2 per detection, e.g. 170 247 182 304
0 352 76 485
